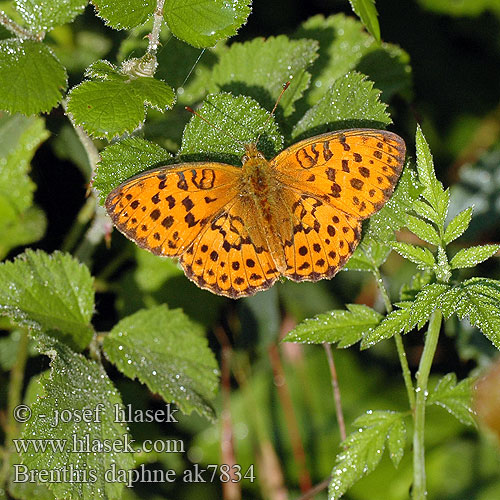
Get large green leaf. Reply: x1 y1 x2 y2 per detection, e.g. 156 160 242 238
92 0 155 29
15 0 87 32
103 305 219 419
22 335 134 500
67 60 174 138
210 35 318 117
291 72 390 141
180 92 283 164
0 39 67 115
0 250 94 349
164 0 251 48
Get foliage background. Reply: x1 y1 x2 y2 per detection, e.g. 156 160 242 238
1 0 500 499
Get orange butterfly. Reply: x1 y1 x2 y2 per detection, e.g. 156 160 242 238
106 129 405 298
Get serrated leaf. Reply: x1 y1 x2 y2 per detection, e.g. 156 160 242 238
408 283 450 330
440 278 500 348
67 62 175 138
294 14 412 106
22 335 134 500
449 244 499 270
292 72 390 141
94 137 172 202
427 373 476 426
103 305 219 419
360 307 411 348
0 39 67 115
391 241 435 268
164 0 251 48
344 240 391 271
443 207 472 245
15 0 87 32
0 250 94 349
210 36 318 117
180 92 283 164
329 410 406 499
363 166 422 242
283 304 383 348
349 0 380 41
415 126 449 226
92 0 155 29
405 214 440 245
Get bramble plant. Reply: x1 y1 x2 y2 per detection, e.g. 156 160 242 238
1 1 500 500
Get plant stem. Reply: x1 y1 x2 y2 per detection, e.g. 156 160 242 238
412 309 442 500
0 329 29 490
147 0 165 55
0 11 35 39
372 267 415 408
323 343 346 441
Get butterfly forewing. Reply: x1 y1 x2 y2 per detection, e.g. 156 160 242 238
271 129 406 220
105 163 241 256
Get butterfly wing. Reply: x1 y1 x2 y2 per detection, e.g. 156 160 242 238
105 163 241 256
272 129 406 220
179 198 281 298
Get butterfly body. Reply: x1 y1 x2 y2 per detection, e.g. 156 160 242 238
106 129 406 298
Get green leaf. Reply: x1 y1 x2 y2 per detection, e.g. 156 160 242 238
349 0 380 41
427 373 476 427
0 39 67 115
449 244 500 270
103 305 219 419
399 271 433 301
363 166 422 243
283 304 383 348
360 307 411 348
408 283 450 330
344 240 391 271
443 207 472 245
94 137 172 202
180 92 283 164
22 335 134 500
415 126 449 227
92 0 155 29
164 0 251 48
405 214 440 245
0 250 94 349
210 35 318 117
391 241 435 268
329 411 406 499
0 113 49 256
292 71 390 141
0 206 47 260
440 278 500 348
294 14 412 106
67 61 175 138
15 0 87 32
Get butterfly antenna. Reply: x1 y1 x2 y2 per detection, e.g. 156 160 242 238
255 81 290 145
185 106 245 146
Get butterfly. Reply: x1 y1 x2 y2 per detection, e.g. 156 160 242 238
105 128 406 298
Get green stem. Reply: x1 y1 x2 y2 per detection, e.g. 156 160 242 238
0 330 29 490
412 309 442 500
0 11 37 39
372 267 415 408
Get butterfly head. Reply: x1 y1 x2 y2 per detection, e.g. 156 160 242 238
241 142 266 165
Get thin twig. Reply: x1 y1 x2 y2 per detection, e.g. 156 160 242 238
323 343 346 441
268 344 312 493
0 11 36 39
147 0 166 55
372 267 416 408
297 477 331 500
